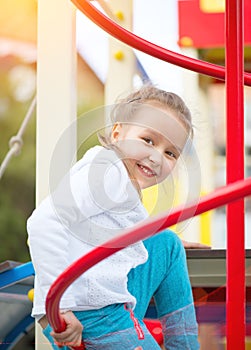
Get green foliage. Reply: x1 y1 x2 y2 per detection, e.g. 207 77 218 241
0 190 30 261
0 57 36 263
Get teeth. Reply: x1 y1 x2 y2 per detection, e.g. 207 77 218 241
139 164 155 176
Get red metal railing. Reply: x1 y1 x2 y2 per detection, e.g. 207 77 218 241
225 0 245 348
71 0 251 86
46 1 250 349
46 178 251 349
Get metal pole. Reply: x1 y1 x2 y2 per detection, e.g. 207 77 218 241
225 0 245 348
36 0 77 349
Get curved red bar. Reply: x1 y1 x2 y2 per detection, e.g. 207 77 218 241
71 0 251 86
46 177 251 347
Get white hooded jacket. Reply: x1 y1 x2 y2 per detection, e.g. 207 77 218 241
27 146 148 318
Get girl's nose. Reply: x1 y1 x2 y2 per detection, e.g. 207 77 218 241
148 148 162 164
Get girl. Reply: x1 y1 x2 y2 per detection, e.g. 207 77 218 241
27 85 200 349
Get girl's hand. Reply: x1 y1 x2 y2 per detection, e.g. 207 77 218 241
50 311 83 348
181 239 211 249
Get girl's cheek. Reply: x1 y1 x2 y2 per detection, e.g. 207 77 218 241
128 142 148 158
118 139 150 160
163 160 175 178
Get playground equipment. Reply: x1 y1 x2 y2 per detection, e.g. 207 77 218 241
0 262 35 350
43 1 251 349
1 0 251 348
46 178 251 350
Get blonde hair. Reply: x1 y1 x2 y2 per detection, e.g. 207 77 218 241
98 84 193 197
99 85 193 145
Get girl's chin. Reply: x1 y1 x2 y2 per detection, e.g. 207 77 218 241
137 179 157 190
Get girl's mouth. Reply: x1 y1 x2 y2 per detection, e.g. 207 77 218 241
137 163 157 178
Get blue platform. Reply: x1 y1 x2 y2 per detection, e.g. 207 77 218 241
0 261 35 350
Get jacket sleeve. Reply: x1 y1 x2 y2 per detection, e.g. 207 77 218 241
27 195 77 314
26 162 96 314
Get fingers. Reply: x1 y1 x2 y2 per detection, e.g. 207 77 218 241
51 333 82 348
181 239 211 249
51 327 82 343
50 311 83 347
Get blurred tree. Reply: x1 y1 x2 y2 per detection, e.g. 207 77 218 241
0 56 36 262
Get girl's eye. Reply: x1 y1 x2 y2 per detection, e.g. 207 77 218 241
142 137 154 145
166 151 177 159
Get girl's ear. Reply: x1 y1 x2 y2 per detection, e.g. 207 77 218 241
111 123 122 142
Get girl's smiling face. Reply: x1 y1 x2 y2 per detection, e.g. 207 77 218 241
111 103 189 189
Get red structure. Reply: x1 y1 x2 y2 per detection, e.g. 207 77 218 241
178 0 251 48
225 1 245 348
45 1 251 349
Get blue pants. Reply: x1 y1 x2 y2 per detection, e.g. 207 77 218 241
42 230 199 349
